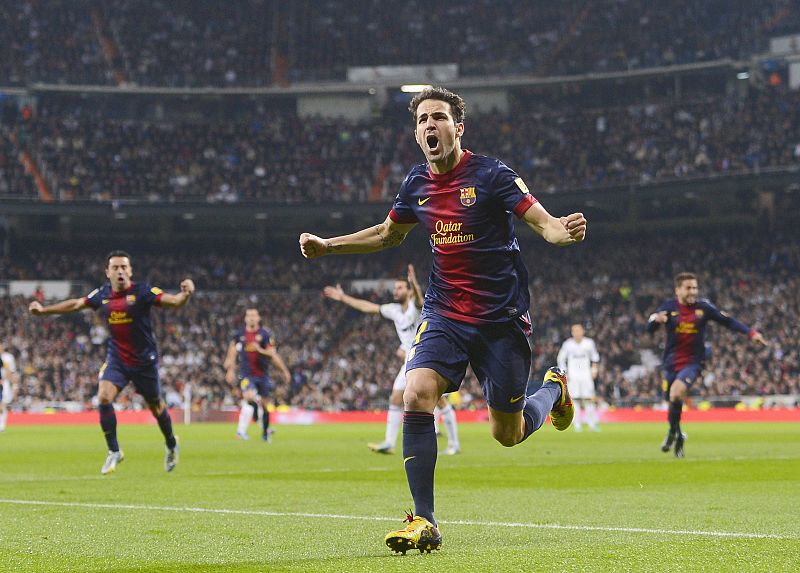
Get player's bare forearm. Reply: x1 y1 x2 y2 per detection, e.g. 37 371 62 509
160 292 190 308
408 264 424 307
300 216 415 259
160 279 195 308
270 353 291 383
29 298 86 316
522 203 586 246
342 293 380 314
223 344 237 371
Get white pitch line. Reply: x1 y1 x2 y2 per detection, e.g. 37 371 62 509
0 499 793 540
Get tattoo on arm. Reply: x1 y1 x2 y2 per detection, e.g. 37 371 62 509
380 229 405 248
375 225 405 249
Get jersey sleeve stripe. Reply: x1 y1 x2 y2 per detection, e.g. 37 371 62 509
388 208 418 224
512 194 537 218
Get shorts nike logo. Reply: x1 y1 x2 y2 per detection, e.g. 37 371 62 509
403 456 416 464
509 394 525 404
418 197 431 205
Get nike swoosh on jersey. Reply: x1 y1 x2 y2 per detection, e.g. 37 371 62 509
403 456 417 464
418 197 431 205
509 394 525 404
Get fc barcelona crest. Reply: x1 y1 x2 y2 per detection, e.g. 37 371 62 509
460 187 476 207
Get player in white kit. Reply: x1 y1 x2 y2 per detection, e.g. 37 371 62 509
0 343 17 432
557 324 600 432
323 264 460 455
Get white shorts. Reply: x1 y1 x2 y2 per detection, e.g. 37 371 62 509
567 376 595 400
392 366 407 392
1 381 12 405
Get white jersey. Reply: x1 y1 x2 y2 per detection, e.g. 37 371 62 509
557 337 599 384
0 352 15 381
1 351 15 404
379 301 422 352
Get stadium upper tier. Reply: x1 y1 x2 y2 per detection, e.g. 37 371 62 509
2 85 799 203
1 229 797 410
1 0 798 87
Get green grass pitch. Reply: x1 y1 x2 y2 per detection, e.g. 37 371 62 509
1 421 798 572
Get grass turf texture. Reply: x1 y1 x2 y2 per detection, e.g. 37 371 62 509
0 422 798 572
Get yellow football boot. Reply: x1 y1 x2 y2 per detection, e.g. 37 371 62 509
545 367 574 431
385 511 442 554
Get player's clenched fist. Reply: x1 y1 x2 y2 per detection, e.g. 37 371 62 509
299 233 328 259
560 212 587 243
180 279 195 295
29 301 44 315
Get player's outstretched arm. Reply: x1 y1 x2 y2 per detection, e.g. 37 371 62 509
705 303 767 345
407 264 424 308
29 298 87 316
300 215 416 259
323 284 380 314
522 202 586 246
159 279 195 308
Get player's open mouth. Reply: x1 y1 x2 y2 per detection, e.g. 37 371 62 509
426 134 439 151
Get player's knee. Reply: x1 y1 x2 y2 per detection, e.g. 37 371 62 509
146 399 163 414
403 385 436 411
491 427 520 448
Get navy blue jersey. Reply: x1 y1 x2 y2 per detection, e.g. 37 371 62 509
389 150 536 325
647 298 751 372
85 282 163 367
233 327 274 379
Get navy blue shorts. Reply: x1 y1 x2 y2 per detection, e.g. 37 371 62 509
239 376 273 397
662 364 702 400
405 312 532 413
99 361 161 403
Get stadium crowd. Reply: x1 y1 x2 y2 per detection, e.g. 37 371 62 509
4 84 800 203
1 0 797 86
2 229 797 413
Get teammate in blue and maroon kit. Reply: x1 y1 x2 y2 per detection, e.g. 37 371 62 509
224 308 290 442
300 86 587 553
29 250 195 474
647 272 766 458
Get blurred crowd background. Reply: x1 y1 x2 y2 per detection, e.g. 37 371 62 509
1 0 799 413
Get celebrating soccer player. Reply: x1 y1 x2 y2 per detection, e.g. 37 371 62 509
223 308 290 442
28 250 194 474
647 272 767 458
300 86 586 553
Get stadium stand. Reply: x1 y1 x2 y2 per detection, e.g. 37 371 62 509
1 1 798 86
2 84 798 203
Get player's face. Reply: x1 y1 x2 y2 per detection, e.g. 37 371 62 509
675 279 699 305
105 257 132 291
244 309 260 329
393 281 410 302
414 99 464 169
571 324 584 341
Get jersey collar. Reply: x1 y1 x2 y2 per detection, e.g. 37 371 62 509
427 149 472 181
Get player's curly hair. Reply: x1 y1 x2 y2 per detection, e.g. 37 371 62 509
408 86 466 125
